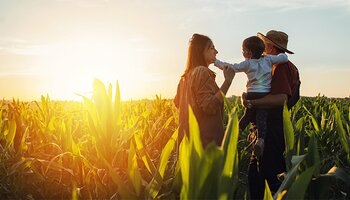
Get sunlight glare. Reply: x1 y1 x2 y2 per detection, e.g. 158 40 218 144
33 36 145 100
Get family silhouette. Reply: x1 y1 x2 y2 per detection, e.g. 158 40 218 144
174 30 300 199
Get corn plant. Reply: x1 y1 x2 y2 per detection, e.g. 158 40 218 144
1 82 349 199
274 103 350 199
174 106 240 200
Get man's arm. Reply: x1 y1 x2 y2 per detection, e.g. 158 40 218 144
242 93 287 108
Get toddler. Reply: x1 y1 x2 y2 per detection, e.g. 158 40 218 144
215 36 288 158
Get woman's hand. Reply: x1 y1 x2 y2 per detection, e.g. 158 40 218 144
218 66 235 97
223 66 235 82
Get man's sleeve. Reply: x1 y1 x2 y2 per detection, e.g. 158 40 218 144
270 64 292 97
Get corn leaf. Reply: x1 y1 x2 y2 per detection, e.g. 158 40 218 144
147 130 178 198
283 103 295 171
128 142 142 196
285 166 316 199
264 180 274 200
306 133 320 176
218 111 239 200
333 104 350 160
5 120 16 149
274 155 306 199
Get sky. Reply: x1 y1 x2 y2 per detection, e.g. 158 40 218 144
0 0 349 101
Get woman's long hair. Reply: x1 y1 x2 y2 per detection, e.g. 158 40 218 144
181 33 211 77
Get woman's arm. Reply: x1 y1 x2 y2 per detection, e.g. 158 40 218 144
215 67 236 100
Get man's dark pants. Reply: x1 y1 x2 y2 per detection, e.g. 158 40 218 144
248 107 286 199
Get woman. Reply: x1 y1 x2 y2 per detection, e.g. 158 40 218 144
174 33 236 148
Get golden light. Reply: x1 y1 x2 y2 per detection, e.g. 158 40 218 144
31 35 147 100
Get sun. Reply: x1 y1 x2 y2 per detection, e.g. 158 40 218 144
32 36 142 100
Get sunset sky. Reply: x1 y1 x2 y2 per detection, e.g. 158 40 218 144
0 0 349 101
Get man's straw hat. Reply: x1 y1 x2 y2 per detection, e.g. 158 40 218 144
258 30 294 54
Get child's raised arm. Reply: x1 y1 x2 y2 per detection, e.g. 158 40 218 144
269 53 288 64
214 59 231 70
214 59 248 72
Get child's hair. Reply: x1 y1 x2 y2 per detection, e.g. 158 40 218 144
243 36 265 59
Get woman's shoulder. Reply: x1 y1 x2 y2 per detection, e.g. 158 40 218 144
191 66 215 78
190 66 216 79
192 65 209 73
193 66 217 74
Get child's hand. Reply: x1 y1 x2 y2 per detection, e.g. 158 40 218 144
222 65 231 70
217 66 224 70
216 65 225 70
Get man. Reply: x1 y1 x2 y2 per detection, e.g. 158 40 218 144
242 30 300 199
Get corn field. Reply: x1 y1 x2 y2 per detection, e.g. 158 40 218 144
0 79 349 199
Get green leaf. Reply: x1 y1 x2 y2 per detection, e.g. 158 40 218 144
285 166 316 199
222 93 233 114
17 126 29 156
128 142 142 196
133 134 161 183
325 166 350 183
303 105 319 132
179 135 190 199
198 143 223 200
311 166 350 199
295 117 305 133
333 104 350 160
188 105 203 157
147 130 178 198
187 106 204 199
320 110 326 131
306 133 320 176
159 130 178 178
274 155 306 199
218 111 239 200
72 182 78 200
114 80 121 132
296 120 305 156
283 103 295 171
264 180 274 200
103 155 139 200
5 120 16 149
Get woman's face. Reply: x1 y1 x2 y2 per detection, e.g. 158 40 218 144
203 40 218 66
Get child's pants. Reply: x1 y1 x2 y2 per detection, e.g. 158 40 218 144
239 92 269 139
